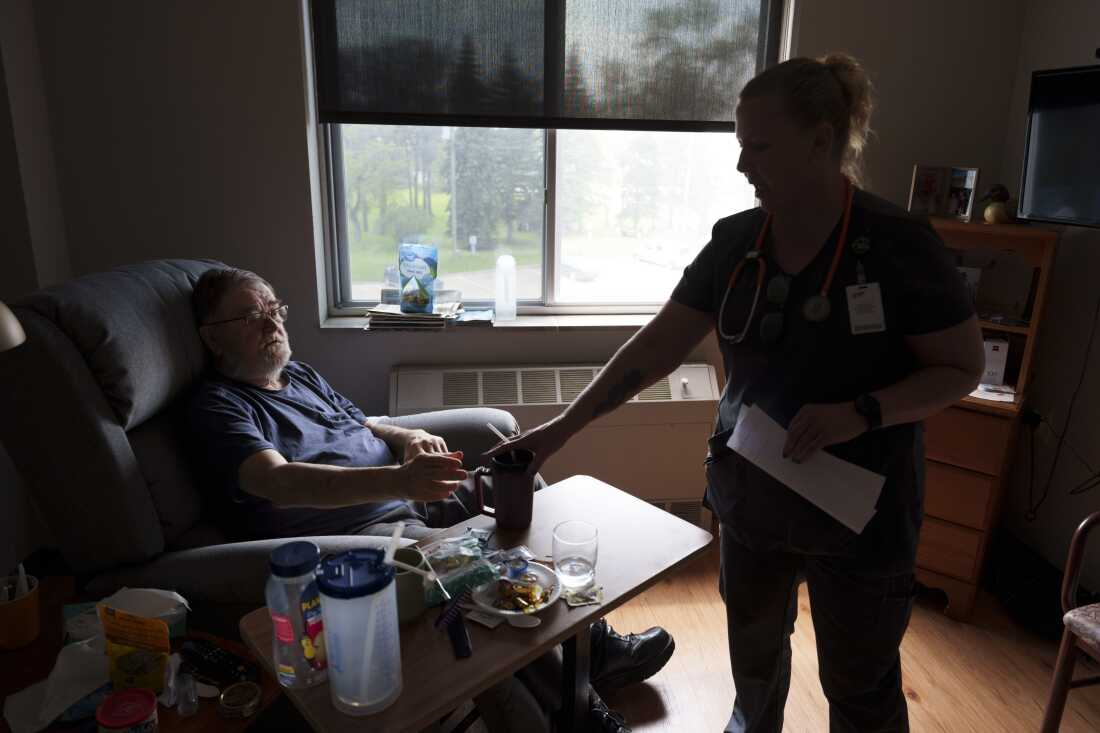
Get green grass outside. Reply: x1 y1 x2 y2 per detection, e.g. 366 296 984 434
349 191 541 282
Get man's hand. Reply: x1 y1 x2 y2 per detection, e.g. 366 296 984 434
400 429 449 462
783 402 867 463
397 451 467 502
483 417 572 474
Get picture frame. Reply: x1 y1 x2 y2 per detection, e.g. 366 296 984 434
907 165 981 222
908 165 948 216
944 166 980 222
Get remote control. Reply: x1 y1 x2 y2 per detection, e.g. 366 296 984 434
180 639 258 688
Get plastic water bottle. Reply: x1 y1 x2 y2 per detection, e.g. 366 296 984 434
495 254 517 321
265 541 327 689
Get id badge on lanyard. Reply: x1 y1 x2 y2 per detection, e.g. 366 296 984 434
846 282 886 334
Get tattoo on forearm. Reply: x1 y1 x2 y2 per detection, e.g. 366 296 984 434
592 369 645 419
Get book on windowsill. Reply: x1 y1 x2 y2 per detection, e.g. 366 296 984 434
365 302 462 331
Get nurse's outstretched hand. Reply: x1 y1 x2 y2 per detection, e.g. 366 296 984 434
783 402 868 463
483 416 572 474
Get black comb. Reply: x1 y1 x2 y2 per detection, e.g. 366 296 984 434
434 588 473 658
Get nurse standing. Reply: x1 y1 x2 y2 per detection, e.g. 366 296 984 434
490 53 984 732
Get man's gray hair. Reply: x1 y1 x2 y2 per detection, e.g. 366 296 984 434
193 268 274 325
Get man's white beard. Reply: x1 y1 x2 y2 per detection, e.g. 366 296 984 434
220 342 291 385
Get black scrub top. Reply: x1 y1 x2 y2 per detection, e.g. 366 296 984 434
672 189 974 572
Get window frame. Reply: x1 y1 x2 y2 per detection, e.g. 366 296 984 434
317 0 789 318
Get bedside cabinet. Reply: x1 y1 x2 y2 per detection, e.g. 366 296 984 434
915 220 1057 620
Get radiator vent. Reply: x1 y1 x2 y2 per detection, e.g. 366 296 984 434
559 368 596 402
649 499 708 528
520 369 558 403
442 371 479 406
667 500 703 527
637 379 673 401
483 370 519 404
400 363 718 409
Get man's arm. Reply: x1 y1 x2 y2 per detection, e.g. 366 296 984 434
237 448 466 508
487 300 715 470
365 421 449 462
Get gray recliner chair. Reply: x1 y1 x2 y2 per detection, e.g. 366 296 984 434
0 259 519 635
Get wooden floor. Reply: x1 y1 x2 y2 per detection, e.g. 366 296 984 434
601 546 1100 732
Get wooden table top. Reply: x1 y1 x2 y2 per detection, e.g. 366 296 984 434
239 475 713 733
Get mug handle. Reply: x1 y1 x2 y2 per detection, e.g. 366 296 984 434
473 467 495 518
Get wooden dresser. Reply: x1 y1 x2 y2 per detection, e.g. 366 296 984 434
916 220 1057 620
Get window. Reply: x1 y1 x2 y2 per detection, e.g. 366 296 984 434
316 0 783 312
330 125 753 307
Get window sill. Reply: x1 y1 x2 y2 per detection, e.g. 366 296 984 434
320 313 654 332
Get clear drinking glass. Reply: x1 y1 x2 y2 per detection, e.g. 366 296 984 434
553 520 599 590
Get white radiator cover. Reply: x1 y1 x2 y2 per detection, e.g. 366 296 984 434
389 363 720 527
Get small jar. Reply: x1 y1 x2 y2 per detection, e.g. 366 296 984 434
96 688 158 733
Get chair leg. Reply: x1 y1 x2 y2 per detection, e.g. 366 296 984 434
1041 628 1080 733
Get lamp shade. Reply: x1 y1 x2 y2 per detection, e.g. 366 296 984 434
0 302 26 352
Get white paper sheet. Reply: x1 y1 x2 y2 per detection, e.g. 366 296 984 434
727 405 884 533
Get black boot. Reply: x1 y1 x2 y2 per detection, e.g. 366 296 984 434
588 690 631 733
589 618 675 693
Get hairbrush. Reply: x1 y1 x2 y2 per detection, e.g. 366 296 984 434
435 587 473 658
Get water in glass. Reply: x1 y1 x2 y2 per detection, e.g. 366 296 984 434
557 556 596 589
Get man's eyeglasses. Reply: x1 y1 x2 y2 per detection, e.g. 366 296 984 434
204 303 288 328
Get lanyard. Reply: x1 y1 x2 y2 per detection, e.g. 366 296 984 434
718 180 855 342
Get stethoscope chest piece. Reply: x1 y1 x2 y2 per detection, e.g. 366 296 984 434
801 294 832 323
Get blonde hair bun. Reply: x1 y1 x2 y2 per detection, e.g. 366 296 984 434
820 53 874 166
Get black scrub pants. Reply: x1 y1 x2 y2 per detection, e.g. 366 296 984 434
720 526 915 733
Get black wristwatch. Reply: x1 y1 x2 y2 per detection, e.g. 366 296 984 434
854 393 882 432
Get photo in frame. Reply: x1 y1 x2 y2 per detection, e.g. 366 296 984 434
944 166 980 222
907 165 948 216
907 165 981 221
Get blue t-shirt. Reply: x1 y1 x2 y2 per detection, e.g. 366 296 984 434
188 361 406 539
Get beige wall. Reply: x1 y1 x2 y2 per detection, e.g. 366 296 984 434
793 0 1025 206
997 0 1100 588
0 0 70 294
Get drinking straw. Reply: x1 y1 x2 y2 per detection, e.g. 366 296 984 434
15 564 28 599
382 521 437 582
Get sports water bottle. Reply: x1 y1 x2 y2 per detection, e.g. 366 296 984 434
265 541 327 689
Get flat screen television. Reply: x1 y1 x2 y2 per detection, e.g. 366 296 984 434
1018 64 1100 229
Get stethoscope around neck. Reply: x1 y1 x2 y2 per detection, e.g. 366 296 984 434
718 180 856 343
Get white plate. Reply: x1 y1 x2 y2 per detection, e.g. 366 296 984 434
471 561 561 617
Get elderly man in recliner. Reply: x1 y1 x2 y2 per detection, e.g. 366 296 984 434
187 268 674 733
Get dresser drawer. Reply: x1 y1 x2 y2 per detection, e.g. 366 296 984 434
916 518 982 582
924 460 995 530
925 407 1012 475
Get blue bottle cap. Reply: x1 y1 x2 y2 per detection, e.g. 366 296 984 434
317 549 394 599
269 541 321 578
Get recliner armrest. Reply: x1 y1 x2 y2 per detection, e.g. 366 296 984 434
374 408 520 468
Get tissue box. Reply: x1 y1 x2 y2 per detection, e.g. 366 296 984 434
398 243 438 313
98 605 170 694
983 338 1009 386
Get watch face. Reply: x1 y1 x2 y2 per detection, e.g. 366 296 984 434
856 394 881 428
